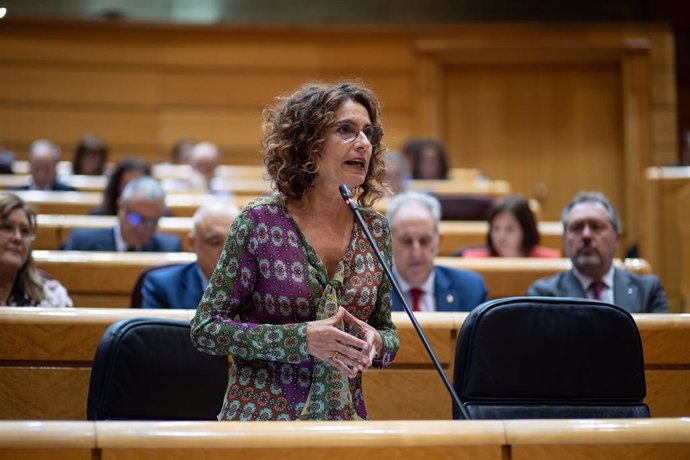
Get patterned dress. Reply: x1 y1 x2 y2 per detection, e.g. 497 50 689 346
190 194 399 421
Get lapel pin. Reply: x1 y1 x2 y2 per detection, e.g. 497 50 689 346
446 294 454 304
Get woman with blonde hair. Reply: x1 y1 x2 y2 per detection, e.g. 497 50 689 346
0 192 73 307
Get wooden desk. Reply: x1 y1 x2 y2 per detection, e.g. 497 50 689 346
0 419 688 460
32 252 649 308
31 214 563 256
34 215 195 251
34 251 197 307
640 166 690 312
0 308 687 422
437 220 562 256
12 190 258 217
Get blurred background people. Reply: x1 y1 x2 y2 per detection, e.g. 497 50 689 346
17 140 75 191
90 157 151 215
388 191 487 312
461 194 561 258
64 176 181 252
402 138 450 180
527 191 668 313
140 201 239 308
0 192 73 307
383 150 411 195
170 137 196 165
72 133 109 175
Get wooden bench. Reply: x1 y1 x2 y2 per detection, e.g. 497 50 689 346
0 308 687 422
3 418 689 460
32 252 650 308
31 214 563 255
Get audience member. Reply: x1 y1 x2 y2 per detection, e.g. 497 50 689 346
402 138 450 179
387 191 487 312
527 191 669 313
190 81 399 421
0 146 15 174
16 140 76 191
461 194 561 257
383 150 411 195
164 141 221 193
64 176 181 252
72 133 109 175
0 192 73 307
90 158 151 215
140 201 239 308
170 138 196 165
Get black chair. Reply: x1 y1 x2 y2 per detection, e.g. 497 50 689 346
87 317 228 420
453 296 649 420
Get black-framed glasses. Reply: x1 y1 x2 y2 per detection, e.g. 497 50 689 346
126 211 159 228
334 121 383 146
0 222 35 242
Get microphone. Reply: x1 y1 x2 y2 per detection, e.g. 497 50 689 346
338 184 469 420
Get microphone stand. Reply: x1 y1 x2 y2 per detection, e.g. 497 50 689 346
339 184 470 420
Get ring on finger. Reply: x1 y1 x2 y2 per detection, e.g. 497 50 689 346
332 351 339 361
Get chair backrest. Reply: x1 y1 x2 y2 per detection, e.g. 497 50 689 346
87 317 228 420
129 263 179 308
435 194 493 221
453 296 649 420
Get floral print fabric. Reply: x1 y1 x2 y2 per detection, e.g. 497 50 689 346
190 194 399 421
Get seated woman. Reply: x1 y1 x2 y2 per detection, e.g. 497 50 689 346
0 192 73 307
461 194 561 258
72 133 109 176
402 138 450 180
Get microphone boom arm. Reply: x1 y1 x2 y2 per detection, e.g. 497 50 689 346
338 184 470 420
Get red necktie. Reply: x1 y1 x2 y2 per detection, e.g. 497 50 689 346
589 280 605 301
410 288 424 312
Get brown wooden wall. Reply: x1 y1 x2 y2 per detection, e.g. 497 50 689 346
0 19 678 246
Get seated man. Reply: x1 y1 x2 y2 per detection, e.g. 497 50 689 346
527 191 669 313
63 176 182 252
16 140 76 191
387 191 487 312
140 201 239 309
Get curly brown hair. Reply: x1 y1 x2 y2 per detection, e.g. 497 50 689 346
262 81 387 208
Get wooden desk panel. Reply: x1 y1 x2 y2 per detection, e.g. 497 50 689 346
0 309 687 421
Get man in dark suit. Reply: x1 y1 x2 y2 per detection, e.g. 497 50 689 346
527 191 668 313
387 191 487 312
63 176 182 252
15 140 76 191
140 201 239 308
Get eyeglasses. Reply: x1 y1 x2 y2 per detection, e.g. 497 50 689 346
0 222 35 242
126 211 159 228
333 121 383 146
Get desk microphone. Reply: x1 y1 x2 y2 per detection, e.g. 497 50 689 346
338 184 469 420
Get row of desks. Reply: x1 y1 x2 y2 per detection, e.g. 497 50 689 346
0 308 687 422
1 418 689 460
32 252 642 308
31 214 564 255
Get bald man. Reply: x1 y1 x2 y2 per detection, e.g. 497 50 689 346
387 191 487 312
140 201 239 309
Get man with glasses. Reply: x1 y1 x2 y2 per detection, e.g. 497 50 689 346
63 176 182 252
137 201 239 308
